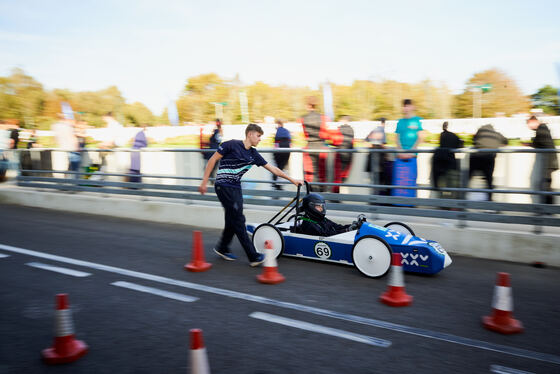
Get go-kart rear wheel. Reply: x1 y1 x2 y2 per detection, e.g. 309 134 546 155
252 223 284 259
384 221 415 236
352 235 392 278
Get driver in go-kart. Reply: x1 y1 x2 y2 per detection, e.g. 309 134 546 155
297 193 366 236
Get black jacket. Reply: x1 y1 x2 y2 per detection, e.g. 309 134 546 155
433 130 463 172
473 125 507 149
532 123 558 171
297 215 351 237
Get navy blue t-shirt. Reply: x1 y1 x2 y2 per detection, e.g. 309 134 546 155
215 140 267 188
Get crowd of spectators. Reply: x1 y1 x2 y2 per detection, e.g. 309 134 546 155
1 100 558 206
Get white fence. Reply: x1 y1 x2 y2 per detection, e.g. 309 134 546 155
32 116 560 145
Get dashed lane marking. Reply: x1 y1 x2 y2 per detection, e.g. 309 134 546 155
490 364 535 374
26 262 92 277
250 312 391 348
0 253 10 258
1 243 559 365
111 281 198 303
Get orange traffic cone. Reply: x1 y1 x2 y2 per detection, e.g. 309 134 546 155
189 329 210 374
185 231 212 272
482 272 523 334
256 240 285 284
379 252 413 307
41 294 88 364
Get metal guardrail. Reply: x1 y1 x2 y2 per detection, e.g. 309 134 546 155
5 147 560 233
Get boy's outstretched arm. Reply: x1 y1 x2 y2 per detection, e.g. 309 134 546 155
199 152 223 195
263 163 303 186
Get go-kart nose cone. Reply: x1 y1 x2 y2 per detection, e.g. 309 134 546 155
444 252 452 268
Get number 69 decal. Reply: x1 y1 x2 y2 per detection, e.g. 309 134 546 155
314 241 332 259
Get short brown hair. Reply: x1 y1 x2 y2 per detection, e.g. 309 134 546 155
245 123 263 136
527 115 538 122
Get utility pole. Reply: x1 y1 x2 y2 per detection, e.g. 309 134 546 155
470 83 492 118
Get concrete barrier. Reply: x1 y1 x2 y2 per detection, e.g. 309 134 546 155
1 185 558 267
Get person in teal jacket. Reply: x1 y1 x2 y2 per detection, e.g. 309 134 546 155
393 99 426 198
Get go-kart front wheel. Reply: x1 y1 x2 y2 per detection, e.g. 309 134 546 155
384 221 415 236
352 236 392 278
252 223 284 259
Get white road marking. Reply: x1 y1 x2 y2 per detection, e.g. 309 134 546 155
111 281 198 303
0 253 10 258
250 312 391 348
1 243 559 365
490 364 535 374
26 262 91 277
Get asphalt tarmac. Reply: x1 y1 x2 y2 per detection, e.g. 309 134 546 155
0 203 558 374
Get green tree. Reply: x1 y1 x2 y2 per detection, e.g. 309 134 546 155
181 73 229 123
122 102 155 126
0 68 46 127
453 69 530 118
531 85 559 115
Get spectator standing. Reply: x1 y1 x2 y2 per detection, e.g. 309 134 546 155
0 123 11 182
52 115 81 178
367 117 386 146
26 129 38 149
101 112 125 148
300 96 329 192
203 119 223 161
97 112 126 178
432 122 463 199
333 116 354 194
366 118 392 195
202 119 223 182
393 99 425 198
469 124 508 201
21 128 39 177
526 116 558 204
129 125 148 184
272 119 291 191
198 124 302 266
9 124 20 149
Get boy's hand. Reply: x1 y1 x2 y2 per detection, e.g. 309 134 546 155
292 179 304 187
198 182 207 195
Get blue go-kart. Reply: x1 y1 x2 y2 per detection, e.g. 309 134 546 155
247 182 452 278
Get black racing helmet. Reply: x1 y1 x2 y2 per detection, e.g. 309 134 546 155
302 193 326 221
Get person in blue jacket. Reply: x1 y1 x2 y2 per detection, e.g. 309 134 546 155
272 119 291 190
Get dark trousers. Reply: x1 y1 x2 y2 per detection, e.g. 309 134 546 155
469 153 496 201
272 153 290 190
215 184 259 261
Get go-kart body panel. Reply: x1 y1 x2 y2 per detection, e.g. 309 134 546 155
247 221 451 274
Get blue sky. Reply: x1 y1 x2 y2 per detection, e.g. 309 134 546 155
1 0 559 115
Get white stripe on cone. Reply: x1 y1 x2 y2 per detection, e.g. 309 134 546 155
190 348 210 374
388 264 404 287
55 309 75 337
263 247 276 268
492 286 513 312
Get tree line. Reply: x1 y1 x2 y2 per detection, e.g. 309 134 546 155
0 67 557 129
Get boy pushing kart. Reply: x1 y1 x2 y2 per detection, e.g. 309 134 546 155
199 123 303 266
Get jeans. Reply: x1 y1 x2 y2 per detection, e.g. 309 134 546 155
68 152 82 178
215 184 259 261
